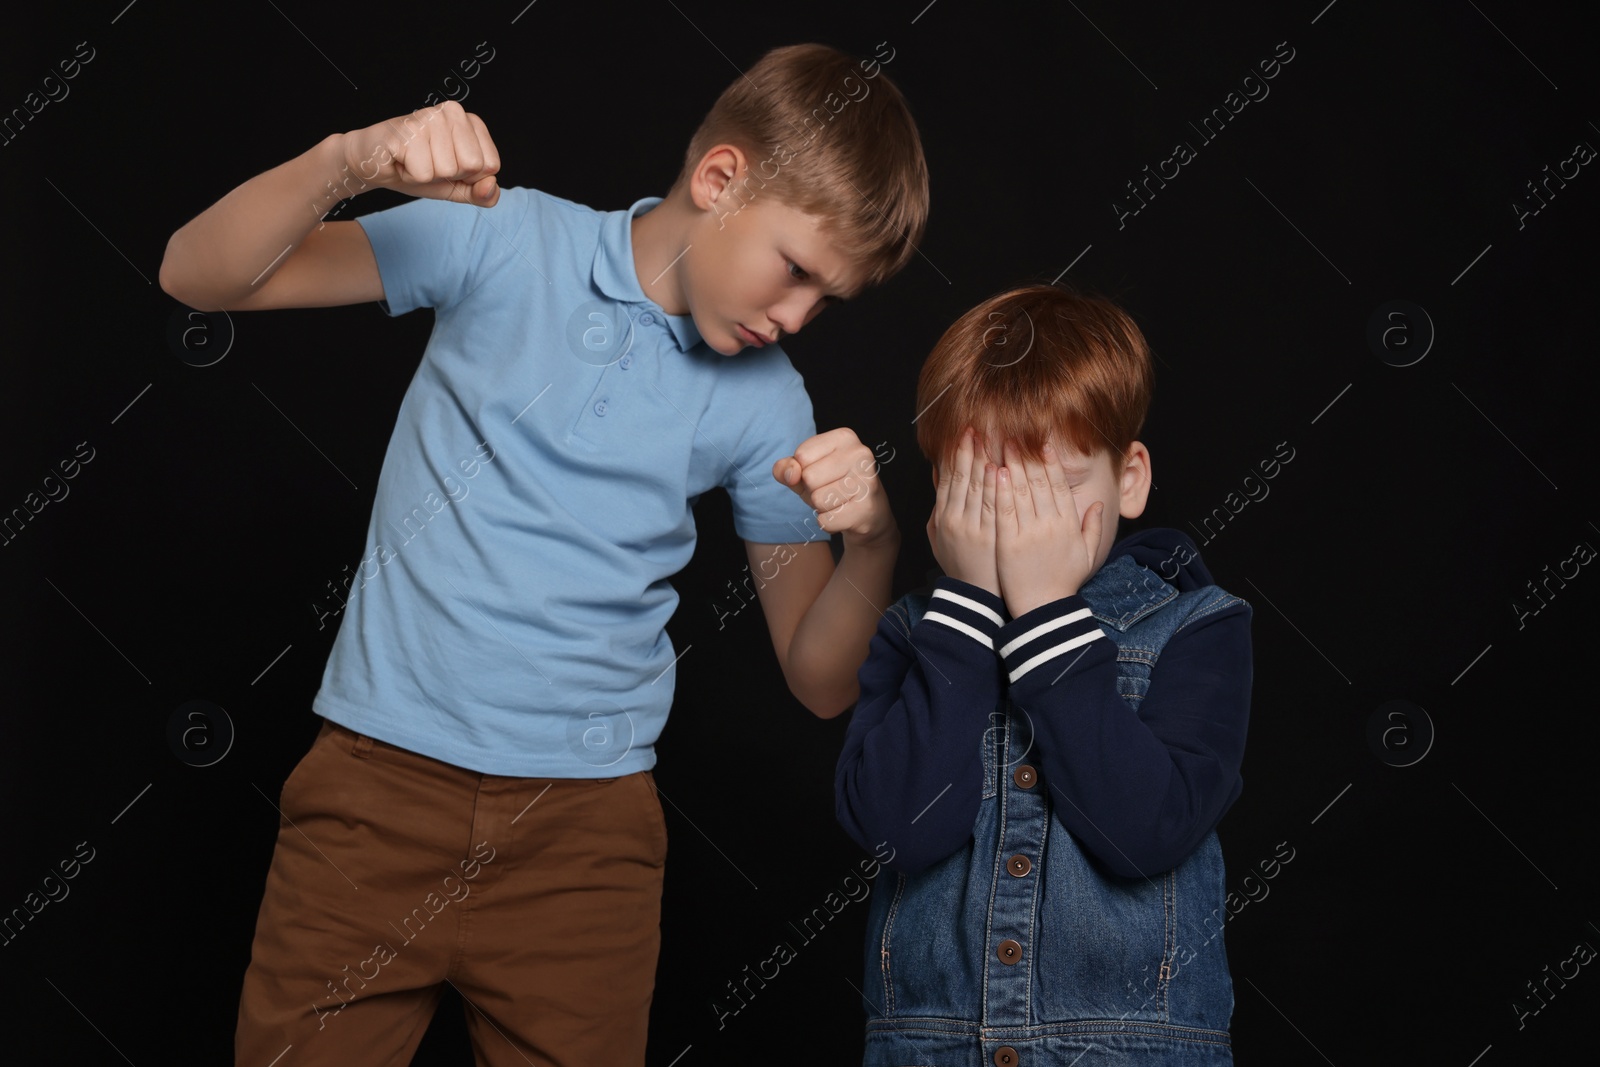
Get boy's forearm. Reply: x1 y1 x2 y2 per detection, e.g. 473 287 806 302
159 133 353 309
785 529 901 716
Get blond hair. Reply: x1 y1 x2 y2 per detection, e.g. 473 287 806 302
673 43 929 291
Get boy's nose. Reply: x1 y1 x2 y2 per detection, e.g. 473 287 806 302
769 294 821 337
767 309 800 337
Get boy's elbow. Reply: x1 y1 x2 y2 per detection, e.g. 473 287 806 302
1101 849 1174 880
158 255 183 304
834 787 962 877
807 694 853 720
159 233 193 303
791 676 856 719
159 255 208 309
159 234 225 310
878 845 945 878
1095 828 1204 879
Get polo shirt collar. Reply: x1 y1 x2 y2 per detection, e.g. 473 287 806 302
593 196 704 352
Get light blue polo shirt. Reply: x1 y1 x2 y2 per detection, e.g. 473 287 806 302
311 186 831 777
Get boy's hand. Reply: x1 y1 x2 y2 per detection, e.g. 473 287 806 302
925 427 1000 596
774 428 897 546
995 439 1104 618
339 101 501 207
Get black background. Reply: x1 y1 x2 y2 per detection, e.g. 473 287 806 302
3 1 1596 1063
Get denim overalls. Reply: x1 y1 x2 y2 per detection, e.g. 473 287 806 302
859 555 1243 1066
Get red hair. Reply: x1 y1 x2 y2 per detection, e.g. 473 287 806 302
915 284 1154 478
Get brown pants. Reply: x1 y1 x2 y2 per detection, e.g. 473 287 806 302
236 719 668 1066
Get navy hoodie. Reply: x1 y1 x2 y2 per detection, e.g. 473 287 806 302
835 527 1252 878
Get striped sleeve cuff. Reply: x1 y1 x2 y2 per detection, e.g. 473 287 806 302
994 594 1107 684
919 578 1008 650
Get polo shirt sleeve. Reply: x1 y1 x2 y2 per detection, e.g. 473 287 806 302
723 367 833 545
354 192 495 317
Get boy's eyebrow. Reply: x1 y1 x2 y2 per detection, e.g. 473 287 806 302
788 249 855 302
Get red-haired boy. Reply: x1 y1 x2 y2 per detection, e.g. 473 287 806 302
837 285 1252 1065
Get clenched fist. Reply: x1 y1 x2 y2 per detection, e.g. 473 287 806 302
339 100 501 207
774 428 897 546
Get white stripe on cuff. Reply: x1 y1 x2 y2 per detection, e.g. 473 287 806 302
931 587 1004 627
923 611 995 649
1008 627 1104 682
997 606 1094 658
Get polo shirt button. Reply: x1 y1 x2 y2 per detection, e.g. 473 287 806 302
993 1047 1019 1067
1013 765 1037 789
594 399 608 416
996 938 1022 965
619 354 633 369
1007 853 1032 877
639 312 656 326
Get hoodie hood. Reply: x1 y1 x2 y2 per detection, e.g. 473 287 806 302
1111 526 1214 593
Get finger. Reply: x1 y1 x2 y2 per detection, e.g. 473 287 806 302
392 115 436 184
964 430 985 514
1017 447 1057 520
980 459 997 534
467 111 501 177
946 427 973 519
472 174 499 205
935 432 957 499
1002 439 1033 527
1040 441 1076 519
450 108 485 177
464 112 499 204
817 479 869 530
994 457 1016 536
790 427 856 472
811 476 860 517
772 456 799 487
430 122 462 196
791 445 865 498
1083 500 1106 563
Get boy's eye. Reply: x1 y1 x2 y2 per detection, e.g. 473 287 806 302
787 258 845 306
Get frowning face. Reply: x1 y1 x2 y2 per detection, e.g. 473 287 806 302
686 193 859 355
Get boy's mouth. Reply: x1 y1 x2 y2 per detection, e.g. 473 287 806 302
736 323 770 347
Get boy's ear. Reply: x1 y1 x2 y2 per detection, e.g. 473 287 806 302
1118 442 1153 520
689 144 750 213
